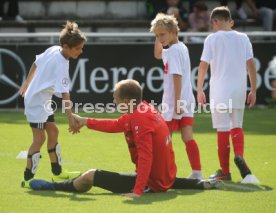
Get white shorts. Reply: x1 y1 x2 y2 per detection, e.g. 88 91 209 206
211 108 244 131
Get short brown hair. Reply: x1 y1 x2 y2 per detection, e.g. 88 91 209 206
114 79 142 103
210 6 232 22
59 21 87 48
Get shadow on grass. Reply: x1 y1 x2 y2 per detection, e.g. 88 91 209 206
26 190 97 201
26 188 204 204
223 181 273 192
122 189 203 205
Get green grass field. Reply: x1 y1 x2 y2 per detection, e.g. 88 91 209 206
0 109 275 213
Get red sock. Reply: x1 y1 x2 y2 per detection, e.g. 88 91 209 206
230 128 244 157
218 131 230 175
185 139 201 170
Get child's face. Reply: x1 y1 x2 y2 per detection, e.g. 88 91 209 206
64 42 85 59
155 26 176 47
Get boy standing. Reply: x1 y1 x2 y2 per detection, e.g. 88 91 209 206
20 21 87 186
151 13 202 180
197 6 258 182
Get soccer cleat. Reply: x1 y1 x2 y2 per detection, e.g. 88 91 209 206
201 179 224 190
209 169 232 181
30 179 55 190
187 171 203 180
234 155 252 178
52 171 81 182
21 179 33 188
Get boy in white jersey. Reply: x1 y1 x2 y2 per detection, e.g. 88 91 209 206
20 21 86 186
197 6 257 181
151 13 202 180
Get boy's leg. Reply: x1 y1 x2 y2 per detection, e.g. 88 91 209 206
217 130 231 177
230 109 252 178
30 169 137 193
24 125 46 181
171 177 223 190
180 117 202 179
45 116 62 176
230 109 244 157
210 109 232 180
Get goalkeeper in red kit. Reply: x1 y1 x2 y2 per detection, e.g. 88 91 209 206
28 79 222 198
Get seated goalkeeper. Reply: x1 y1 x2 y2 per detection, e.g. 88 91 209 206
29 79 222 197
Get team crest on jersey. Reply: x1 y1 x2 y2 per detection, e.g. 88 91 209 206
62 78 69 87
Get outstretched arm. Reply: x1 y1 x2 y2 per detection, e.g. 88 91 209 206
20 63 36 97
72 114 126 133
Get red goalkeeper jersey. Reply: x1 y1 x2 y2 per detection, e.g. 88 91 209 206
86 101 177 195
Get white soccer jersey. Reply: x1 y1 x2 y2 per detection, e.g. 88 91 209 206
201 30 253 109
24 46 70 123
161 42 195 121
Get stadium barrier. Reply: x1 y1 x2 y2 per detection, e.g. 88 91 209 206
0 32 275 108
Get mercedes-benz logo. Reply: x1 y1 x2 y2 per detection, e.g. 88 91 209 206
0 48 26 105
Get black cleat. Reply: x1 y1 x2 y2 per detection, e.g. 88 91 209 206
234 155 252 178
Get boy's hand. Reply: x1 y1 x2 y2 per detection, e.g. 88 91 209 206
247 90 256 108
68 115 80 134
175 104 184 115
122 193 141 198
197 90 206 105
19 82 29 97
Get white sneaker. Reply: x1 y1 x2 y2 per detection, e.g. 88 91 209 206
241 174 260 184
237 8 247 20
15 15 26 23
187 170 203 180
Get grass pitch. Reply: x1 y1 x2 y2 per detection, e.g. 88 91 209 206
0 109 275 213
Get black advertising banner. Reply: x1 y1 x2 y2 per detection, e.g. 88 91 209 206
0 43 275 108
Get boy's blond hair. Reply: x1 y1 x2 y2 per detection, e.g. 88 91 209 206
150 13 180 33
59 21 87 48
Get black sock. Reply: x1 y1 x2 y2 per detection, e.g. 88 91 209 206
51 162 62 175
54 180 77 192
24 168 34 181
171 178 204 190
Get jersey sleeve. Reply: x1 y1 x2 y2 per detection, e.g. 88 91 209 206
54 63 70 96
201 36 212 63
167 47 183 76
34 52 45 67
86 114 127 133
131 116 154 195
245 35 253 60
162 48 168 65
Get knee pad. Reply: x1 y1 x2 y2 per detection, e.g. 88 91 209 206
28 152 41 174
48 143 62 166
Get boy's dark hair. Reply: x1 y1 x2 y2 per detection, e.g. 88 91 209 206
59 21 87 48
114 79 142 103
210 6 232 22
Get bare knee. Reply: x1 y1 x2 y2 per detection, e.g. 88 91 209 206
181 128 193 143
82 169 96 185
74 169 96 192
46 124 59 138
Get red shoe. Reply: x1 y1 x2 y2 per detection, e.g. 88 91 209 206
209 169 232 181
